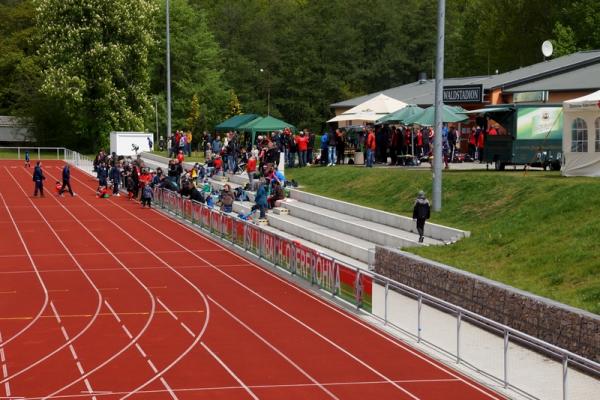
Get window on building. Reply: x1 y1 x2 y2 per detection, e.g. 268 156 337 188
596 117 600 152
571 118 588 152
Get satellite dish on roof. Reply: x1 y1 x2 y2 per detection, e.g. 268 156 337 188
541 40 554 58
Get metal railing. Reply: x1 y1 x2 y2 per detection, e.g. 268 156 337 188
63 148 94 171
0 146 67 160
151 186 600 400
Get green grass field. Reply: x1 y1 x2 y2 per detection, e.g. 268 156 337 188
285 165 600 314
0 149 66 160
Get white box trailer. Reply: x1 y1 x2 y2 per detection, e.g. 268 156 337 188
110 131 154 156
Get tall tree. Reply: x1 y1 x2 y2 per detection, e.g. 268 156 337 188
33 0 157 150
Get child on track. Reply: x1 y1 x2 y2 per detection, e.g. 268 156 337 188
141 184 153 208
96 185 110 198
24 150 30 168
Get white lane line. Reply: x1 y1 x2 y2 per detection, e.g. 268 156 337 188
68 345 78 360
135 343 147 358
103 300 121 323
180 322 195 338
2 170 105 387
147 359 158 374
113 196 420 399
49 301 62 324
160 378 179 400
0 192 49 349
201 342 259 400
76 361 84 375
209 296 339 399
60 326 70 342
84 379 96 398
122 325 133 340
14 167 157 400
0 332 11 397
63 172 210 400
157 298 178 321
149 200 504 400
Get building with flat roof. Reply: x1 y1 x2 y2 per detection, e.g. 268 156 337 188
331 50 600 120
0 116 33 143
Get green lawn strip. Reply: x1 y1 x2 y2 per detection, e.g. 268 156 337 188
0 149 66 160
285 165 600 314
149 150 205 163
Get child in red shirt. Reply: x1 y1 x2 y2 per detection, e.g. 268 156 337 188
96 185 110 198
177 150 185 164
213 156 223 176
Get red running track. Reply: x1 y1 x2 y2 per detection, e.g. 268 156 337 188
0 160 505 399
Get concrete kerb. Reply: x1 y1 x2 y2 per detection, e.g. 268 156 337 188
287 188 469 243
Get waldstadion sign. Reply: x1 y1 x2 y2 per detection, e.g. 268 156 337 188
443 85 483 103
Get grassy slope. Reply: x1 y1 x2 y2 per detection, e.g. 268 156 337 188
285 166 600 314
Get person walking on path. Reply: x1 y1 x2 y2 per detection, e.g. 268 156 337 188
412 190 430 243
24 150 31 168
32 161 46 197
58 163 75 197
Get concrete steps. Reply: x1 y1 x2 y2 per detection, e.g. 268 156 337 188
232 201 375 264
139 152 468 269
282 200 442 247
288 189 469 243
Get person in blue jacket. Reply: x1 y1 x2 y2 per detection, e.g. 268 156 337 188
109 163 121 196
32 161 45 197
58 163 75 196
320 132 329 165
251 177 268 219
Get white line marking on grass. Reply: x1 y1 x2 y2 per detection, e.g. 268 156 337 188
201 342 259 400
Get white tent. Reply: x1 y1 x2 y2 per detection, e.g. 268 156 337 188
328 94 407 123
562 90 600 177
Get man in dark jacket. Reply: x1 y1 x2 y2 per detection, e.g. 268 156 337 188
412 191 431 243
109 163 121 196
32 161 45 197
58 163 75 197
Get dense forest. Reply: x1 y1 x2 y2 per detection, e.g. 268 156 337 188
1 0 599 151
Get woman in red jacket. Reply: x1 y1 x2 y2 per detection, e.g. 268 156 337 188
295 131 309 167
477 129 485 162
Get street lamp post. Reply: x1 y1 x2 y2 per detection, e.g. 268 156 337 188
166 0 172 140
154 96 159 150
260 68 270 116
432 0 445 212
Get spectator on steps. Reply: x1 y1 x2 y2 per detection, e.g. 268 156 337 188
412 191 431 243
251 178 268 219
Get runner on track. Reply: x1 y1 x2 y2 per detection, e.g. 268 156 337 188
24 150 30 168
32 161 45 197
58 163 75 197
